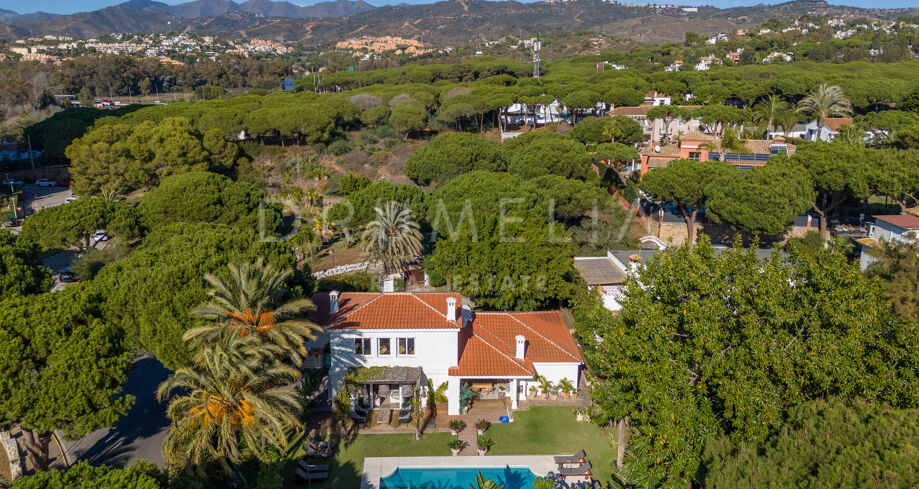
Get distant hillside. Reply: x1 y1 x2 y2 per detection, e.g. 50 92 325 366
1 0 918 45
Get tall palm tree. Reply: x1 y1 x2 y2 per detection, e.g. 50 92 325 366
361 201 423 276
157 333 302 474
184 259 322 364
796 84 853 139
753 95 787 136
774 109 799 137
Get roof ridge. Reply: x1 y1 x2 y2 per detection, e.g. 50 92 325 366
470 324 533 374
411 293 457 324
325 293 383 328
505 312 582 363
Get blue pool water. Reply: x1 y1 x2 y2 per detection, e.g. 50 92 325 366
380 466 539 489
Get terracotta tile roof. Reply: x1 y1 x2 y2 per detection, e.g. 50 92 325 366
448 311 583 377
640 143 681 157
310 292 462 330
874 214 919 230
610 105 653 117
678 131 717 142
824 117 853 131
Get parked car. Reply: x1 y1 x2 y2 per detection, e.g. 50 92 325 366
34 178 57 187
64 194 78 203
58 180 71 187
154 100 167 105
59 269 76 282
91 230 109 244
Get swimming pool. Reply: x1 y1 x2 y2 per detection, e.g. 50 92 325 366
380 466 539 489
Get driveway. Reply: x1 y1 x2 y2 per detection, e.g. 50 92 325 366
53 357 171 468
21 185 72 212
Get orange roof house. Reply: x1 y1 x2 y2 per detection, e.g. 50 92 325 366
312 292 584 415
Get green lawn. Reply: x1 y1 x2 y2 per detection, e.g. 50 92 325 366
285 407 614 488
487 407 616 483
289 432 452 488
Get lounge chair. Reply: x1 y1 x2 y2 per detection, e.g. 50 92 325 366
554 450 587 465
397 411 412 424
296 467 328 481
306 437 337 450
557 461 592 479
298 460 330 472
302 444 332 458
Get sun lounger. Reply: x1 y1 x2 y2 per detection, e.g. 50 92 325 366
299 460 330 472
554 450 587 465
557 461 592 478
296 467 328 481
302 444 332 458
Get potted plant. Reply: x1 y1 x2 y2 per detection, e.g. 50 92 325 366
476 436 493 456
528 385 538 399
460 384 475 413
474 419 491 435
574 408 588 422
449 439 467 456
449 419 466 436
558 378 575 399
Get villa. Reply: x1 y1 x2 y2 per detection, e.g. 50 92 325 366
311 292 584 416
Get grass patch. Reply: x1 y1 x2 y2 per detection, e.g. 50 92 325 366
288 432 452 488
487 407 616 483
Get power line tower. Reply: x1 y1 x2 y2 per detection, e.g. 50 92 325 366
532 37 541 79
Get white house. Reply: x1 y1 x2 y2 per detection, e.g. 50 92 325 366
858 214 919 270
782 118 853 142
313 292 583 416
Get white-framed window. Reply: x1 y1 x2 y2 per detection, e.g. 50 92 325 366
354 338 371 355
378 338 391 356
398 338 415 356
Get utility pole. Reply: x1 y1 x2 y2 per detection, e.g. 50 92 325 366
532 37 541 79
26 135 35 170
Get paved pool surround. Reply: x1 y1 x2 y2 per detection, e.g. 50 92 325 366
361 455 560 489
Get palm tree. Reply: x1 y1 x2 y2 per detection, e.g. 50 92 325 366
557 378 575 398
797 84 853 140
183 259 322 365
470 471 505 489
536 375 553 400
752 95 787 137
157 333 302 474
774 109 799 137
361 201 423 276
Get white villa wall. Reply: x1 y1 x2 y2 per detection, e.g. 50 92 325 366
328 328 459 400
532 363 581 392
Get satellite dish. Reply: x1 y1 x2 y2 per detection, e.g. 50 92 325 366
654 145 661 153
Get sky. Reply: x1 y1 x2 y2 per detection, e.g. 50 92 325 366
2 0 916 16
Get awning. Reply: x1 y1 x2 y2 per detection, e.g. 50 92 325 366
346 366 423 385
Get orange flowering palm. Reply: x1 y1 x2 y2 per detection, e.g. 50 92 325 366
184 259 322 364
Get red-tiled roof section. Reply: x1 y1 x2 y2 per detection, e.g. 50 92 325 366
449 311 583 377
874 214 919 230
310 292 462 330
824 117 853 131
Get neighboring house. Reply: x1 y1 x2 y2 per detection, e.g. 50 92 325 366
313 292 584 415
639 133 796 175
695 54 722 71
782 118 853 142
858 214 919 270
573 252 628 311
644 91 672 106
0 143 40 162
609 105 702 143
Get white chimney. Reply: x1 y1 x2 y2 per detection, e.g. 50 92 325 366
329 290 339 314
515 335 526 359
446 296 457 322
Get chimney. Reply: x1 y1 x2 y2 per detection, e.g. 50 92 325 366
329 290 339 314
446 296 457 322
515 335 526 359
461 305 472 327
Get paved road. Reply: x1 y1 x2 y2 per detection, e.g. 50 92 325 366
22 185 72 212
53 357 171 468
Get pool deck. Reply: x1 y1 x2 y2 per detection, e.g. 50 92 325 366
361 455 561 489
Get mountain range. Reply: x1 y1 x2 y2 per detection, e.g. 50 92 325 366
2 0 919 46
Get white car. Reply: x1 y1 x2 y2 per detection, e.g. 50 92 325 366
34 178 57 187
64 194 78 203
154 100 167 105
91 230 109 244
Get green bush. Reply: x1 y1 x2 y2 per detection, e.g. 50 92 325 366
327 139 353 155
317 272 375 292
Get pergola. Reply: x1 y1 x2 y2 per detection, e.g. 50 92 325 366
345 366 423 410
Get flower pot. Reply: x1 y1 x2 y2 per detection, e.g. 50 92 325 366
576 413 585 422
476 429 484 435
450 430 459 436
478 448 487 456
451 448 460 456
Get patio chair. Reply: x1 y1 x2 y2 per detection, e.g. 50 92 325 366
397 411 412 424
557 461 592 479
302 444 332 458
298 460 329 473
296 467 328 481
554 450 587 465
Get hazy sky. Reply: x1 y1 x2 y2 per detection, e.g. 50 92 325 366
2 0 914 16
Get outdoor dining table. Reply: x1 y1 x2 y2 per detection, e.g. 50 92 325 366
377 408 392 424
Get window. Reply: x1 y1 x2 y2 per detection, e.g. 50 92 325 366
378 338 391 356
688 151 701 161
354 338 371 355
398 338 415 356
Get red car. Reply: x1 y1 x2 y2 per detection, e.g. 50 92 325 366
58 180 71 187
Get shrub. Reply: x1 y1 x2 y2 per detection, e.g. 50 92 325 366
327 139 353 155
